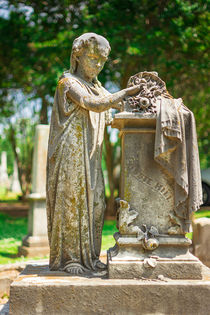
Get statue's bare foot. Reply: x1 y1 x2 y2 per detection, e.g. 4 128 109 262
95 260 107 270
63 263 85 275
65 266 84 275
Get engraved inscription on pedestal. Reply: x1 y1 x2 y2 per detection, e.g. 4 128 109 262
122 132 174 234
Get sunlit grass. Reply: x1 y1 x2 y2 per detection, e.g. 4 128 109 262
0 212 28 264
101 220 118 251
0 188 20 201
195 210 210 218
0 213 117 264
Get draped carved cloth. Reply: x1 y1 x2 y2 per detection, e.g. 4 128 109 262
46 72 111 271
155 97 203 232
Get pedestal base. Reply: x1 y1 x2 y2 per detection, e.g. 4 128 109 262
108 258 203 280
108 233 204 280
18 236 49 258
9 264 210 315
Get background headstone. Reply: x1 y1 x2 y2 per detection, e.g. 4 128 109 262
18 125 50 257
0 151 9 188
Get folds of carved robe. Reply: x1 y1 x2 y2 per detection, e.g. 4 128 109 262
46 72 110 271
155 97 203 232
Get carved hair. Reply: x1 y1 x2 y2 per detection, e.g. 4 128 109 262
70 33 111 74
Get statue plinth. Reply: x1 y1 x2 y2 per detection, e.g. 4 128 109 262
108 111 203 279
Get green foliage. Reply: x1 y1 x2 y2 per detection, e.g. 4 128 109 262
4 118 36 195
194 209 210 218
0 0 209 196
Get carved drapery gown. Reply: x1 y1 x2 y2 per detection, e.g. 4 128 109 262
46 71 111 271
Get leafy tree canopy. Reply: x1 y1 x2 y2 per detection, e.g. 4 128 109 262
0 0 209 168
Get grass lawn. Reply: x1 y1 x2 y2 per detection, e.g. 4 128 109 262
0 213 29 264
0 188 20 202
0 209 209 265
0 212 118 265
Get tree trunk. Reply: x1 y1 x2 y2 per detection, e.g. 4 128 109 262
7 125 24 195
40 97 48 124
104 128 115 217
7 125 32 198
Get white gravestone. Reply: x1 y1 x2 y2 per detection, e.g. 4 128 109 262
0 151 9 188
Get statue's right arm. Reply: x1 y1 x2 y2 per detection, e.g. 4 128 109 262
64 79 140 113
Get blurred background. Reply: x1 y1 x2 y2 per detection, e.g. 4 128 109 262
0 0 209 273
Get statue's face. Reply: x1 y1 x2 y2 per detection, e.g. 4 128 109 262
77 43 108 81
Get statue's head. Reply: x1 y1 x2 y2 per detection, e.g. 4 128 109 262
70 33 111 80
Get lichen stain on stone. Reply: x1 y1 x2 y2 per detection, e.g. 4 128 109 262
58 78 70 89
47 50 110 272
124 172 131 202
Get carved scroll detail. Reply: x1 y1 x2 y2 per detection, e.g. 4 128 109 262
116 199 143 238
116 199 159 250
168 213 183 235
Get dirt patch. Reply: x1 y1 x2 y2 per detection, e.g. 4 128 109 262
0 203 29 217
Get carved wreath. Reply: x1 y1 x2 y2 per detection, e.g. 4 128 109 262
125 71 172 113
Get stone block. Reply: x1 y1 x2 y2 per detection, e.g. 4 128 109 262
9 264 210 315
193 217 210 267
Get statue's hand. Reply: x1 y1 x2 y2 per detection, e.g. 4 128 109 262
125 85 140 96
112 101 123 111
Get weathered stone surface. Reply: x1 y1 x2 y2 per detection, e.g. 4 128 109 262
108 73 203 279
18 125 49 257
0 270 19 296
115 114 174 234
46 33 142 275
9 264 210 315
0 259 48 300
193 217 210 267
31 125 49 194
18 244 49 258
108 258 204 280
108 232 204 279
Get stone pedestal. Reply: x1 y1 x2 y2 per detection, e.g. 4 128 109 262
18 125 50 258
108 112 203 279
9 264 210 315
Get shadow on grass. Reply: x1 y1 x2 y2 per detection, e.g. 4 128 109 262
0 251 18 258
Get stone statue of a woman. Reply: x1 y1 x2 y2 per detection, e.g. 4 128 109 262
46 33 140 275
